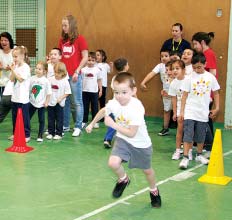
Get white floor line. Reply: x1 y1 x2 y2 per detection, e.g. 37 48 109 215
73 150 232 220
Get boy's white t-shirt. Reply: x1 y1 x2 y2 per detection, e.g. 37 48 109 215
152 63 166 83
11 63 31 104
30 75 52 108
48 76 71 107
105 97 152 148
181 71 220 122
82 66 102 93
168 77 185 116
97 62 110 87
185 64 193 76
0 49 13 87
47 63 55 78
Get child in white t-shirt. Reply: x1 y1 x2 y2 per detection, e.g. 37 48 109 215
179 53 220 169
47 48 62 78
29 61 52 142
181 48 194 76
140 49 171 135
82 52 102 127
9 46 31 142
96 49 111 109
47 62 71 140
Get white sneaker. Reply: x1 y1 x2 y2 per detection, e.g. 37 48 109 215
72 128 81 137
93 123 99 129
8 135 14 141
195 154 209 165
46 134 53 140
44 129 49 135
63 127 70 132
204 151 211 159
172 151 181 160
179 157 189 169
81 123 86 129
25 137 31 143
37 137 43 142
188 149 193 161
53 135 62 140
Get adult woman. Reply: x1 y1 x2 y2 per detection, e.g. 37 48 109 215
160 23 191 54
58 15 88 137
0 32 14 123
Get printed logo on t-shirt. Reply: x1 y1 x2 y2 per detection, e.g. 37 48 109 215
31 85 42 98
86 73 94 77
52 84 59 90
116 114 130 128
62 42 75 58
192 78 210 96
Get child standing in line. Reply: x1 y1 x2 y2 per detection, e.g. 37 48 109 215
29 61 52 142
168 60 193 160
96 49 111 109
85 58 129 149
179 53 220 169
9 46 31 142
181 48 194 76
47 48 62 78
104 72 161 208
140 49 170 136
82 52 102 128
47 62 71 140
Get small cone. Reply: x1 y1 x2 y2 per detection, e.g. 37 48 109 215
6 108 34 153
198 129 231 185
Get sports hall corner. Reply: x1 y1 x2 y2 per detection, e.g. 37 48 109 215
0 0 232 220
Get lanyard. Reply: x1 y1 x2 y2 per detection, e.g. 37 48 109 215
172 39 182 51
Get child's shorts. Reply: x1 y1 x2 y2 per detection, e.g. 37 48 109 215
183 119 208 143
111 137 153 170
162 97 172 112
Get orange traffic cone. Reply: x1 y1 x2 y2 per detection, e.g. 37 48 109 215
6 108 34 153
198 129 231 185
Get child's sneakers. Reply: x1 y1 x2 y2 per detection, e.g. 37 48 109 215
46 134 53 140
172 150 181 160
112 176 130 198
53 135 62 140
195 154 209 165
104 140 112 149
158 128 169 136
179 157 189 169
150 189 161 208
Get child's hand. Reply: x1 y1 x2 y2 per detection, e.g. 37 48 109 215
173 113 177 121
209 109 219 119
104 116 115 128
140 83 147 91
98 91 102 98
85 124 93 133
72 73 78 82
57 97 62 103
6 65 11 71
179 112 184 121
44 102 49 108
9 63 15 71
161 90 168 97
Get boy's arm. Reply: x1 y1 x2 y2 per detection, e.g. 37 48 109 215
57 94 69 103
179 91 188 121
104 115 138 138
97 79 102 98
210 90 219 118
44 94 51 107
171 96 177 121
140 71 156 90
86 107 105 133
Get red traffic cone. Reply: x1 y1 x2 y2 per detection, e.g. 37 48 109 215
6 108 34 153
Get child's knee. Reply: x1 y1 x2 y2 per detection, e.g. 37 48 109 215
143 168 154 175
108 156 121 169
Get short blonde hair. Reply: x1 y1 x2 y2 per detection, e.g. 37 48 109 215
53 62 67 78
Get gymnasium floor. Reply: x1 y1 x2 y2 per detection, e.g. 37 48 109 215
0 116 231 220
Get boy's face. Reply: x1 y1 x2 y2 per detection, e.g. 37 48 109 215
192 40 202 52
50 50 61 64
192 62 205 74
113 81 136 106
87 56 96 67
181 49 193 65
160 52 170 64
172 63 184 78
166 66 174 78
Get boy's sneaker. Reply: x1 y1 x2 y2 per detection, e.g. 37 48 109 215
72 128 81 137
8 135 14 141
172 151 181 160
37 134 43 142
179 157 189 169
195 154 209 165
25 137 31 143
53 135 62 140
158 128 169 136
46 134 53 140
150 189 161 208
93 123 99 129
104 140 112 149
188 149 193 161
112 176 130 198
63 127 70 132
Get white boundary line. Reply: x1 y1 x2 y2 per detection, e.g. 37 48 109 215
73 150 232 220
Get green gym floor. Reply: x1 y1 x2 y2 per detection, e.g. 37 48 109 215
0 116 231 220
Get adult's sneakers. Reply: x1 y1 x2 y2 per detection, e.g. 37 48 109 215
112 176 130 198
195 154 209 165
72 128 81 137
158 128 169 136
179 157 189 169
150 189 161 208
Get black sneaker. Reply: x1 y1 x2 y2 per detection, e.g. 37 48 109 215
158 128 169 136
104 140 112 149
150 189 161 208
112 177 130 198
